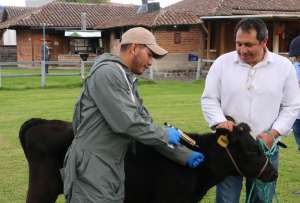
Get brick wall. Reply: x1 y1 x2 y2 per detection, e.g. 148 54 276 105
107 26 203 73
17 30 33 61
151 26 203 73
17 29 69 62
44 33 69 61
154 26 203 55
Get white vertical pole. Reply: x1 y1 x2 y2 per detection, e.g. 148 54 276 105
0 65 2 88
80 60 85 82
196 58 202 80
81 12 87 31
41 23 46 87
150 67 154 80
43 24 46 63
41 61 46 87
149 60 155 80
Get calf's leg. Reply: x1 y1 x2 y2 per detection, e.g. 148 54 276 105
26 159 63 203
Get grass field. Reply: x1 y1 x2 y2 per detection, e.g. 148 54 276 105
0 70 299 202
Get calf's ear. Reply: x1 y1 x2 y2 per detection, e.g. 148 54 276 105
236 123 251 134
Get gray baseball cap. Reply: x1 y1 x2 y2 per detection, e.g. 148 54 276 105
121 27 168 58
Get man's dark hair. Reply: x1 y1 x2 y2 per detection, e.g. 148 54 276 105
120 44 147 52
120 44 132 52
234 18 268 42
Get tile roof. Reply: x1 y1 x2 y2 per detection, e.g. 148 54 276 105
95 9 201 29
0 6 35 23
166 0 300 16
0 1 137 29
4 6 36 20
165 0 222 17
2 0 300 30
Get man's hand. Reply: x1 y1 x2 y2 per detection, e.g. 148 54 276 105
166 127 181 145
256 129 280 149
186 151 205 168
216 120 235 132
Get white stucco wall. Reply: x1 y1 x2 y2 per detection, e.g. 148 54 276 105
3 29 16 45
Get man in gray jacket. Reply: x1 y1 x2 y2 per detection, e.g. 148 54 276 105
62 27 204 203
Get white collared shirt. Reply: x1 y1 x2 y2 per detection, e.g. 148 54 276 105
201 50 300 137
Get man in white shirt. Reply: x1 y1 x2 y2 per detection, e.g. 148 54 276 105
201 18 300 203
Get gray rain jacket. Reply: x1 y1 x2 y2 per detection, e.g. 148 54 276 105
61 53 193 203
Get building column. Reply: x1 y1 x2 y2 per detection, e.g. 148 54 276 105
272 22 280 54
220 22 226 55
206 22 211 59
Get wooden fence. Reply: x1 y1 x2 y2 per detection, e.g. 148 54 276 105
0 60 94 88
0 58 216 88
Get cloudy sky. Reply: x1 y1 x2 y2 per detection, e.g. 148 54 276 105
0 0 182 7
0 0 26 6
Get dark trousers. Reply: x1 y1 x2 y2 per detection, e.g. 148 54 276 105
292 119 300 151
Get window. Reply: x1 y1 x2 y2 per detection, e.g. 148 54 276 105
70 38 97 54
174 32 181 44
115 30 122 39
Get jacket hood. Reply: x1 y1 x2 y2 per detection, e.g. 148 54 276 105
92 53 125 70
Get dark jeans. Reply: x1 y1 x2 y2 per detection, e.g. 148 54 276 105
292 119 300 151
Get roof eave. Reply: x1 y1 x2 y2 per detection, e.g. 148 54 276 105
95 22 200 30
200 14 300 19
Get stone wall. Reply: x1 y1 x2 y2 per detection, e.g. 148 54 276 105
154 53 198 71
0 45 17 62
142 53 200 80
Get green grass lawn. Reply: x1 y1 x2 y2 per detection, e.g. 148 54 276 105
0 70 299 202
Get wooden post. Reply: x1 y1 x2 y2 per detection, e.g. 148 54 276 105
272 22 279 54
220 22 226 55
206 22 212 59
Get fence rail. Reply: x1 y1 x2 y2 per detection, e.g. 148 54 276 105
0 58 216 88
196 58 215 80
0 60 95 88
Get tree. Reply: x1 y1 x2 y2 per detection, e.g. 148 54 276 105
59 0 111 3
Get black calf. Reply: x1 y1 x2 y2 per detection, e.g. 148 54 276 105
19 118 277 203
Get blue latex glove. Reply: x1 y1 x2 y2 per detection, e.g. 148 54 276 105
166 127 181 145
186 151 205 168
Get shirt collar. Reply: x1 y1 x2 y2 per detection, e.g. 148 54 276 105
234 49 273 67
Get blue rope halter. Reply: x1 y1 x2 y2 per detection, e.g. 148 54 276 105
246 139 280 203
